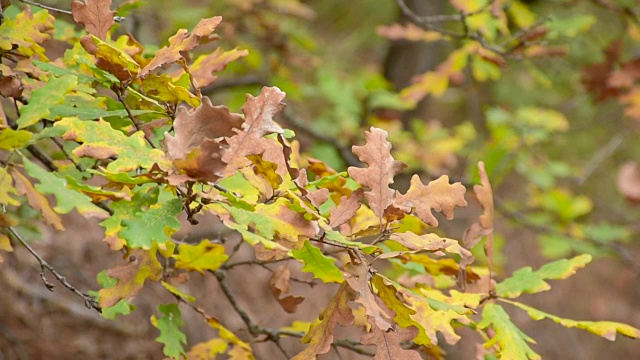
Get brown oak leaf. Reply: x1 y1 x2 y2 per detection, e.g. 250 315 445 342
190 47 249 88
165 97 243 182
292 283 356 359
394 174 467 227
222 86 287 177
329 188 363 228
98 248 163 308
140 16 222 76
269 265 305 313
347 127 406 221
71 0 116 40
344 261 394 331
460 162 494 290
361 322 421 360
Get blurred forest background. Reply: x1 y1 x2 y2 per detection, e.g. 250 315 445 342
2 0 640 359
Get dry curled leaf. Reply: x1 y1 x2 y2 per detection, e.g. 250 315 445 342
395 174 467 227
348 127 406 221
361 323 421 360
269 265 305 313
71 0 116 40
222 86 288 177
344 261 394 331
165 97 243 182
292 283 356 359
329 188 363 228
140 16 222 76
10 169 64 231
190 47 249 88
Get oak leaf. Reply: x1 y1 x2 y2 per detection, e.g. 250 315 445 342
0 6 54 59
165 97 242 182
151 303 187 358
98 247 163 308
190 47 249 88
16 75 78 129
344 261 394 331
395 175 467 227
22 157 108 218
269 265 305 313
55 117 170 172
71 0 116 40
222 86 287 177
361 322 421 360
292 283 356 359
80 35 140 82
0 167 19 207
478 303 540 360
329 188 363 228
0 233 12 263
172 240 229 274
120 197 182 249
292 240 343 283
140 16 222 76
347 127 406 221
141 74 200 107
10 169 64 230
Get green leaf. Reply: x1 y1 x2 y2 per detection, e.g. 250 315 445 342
49 105 160 120
151 304 187 359
478 303 540 360
33 60 99 84
291 240 343 283
17 75 78 129
120 197 183 249
503 300 640 341
0 128 32 150
55 117 171 172
172 240 228 274
495 254 592 298
100 185 160 250
22 157 108 217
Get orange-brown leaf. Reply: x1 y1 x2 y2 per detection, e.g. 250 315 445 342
361 324 421 360
222 87 287 177
269 265 304 313
347 127 406 220
140 17 222 76
293 283 356 359
98 248 163 308
165 97 243 182
344 261 394 331
462 162 494 249
10 169 64 231
190 47 249 88
329 188 363 228
395 175 467 227
71 0 116 40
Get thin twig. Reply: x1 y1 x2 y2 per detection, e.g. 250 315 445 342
114 88 155 148
576 132 625 185
6 226 101 312
19 0 72 15
51 137 85 172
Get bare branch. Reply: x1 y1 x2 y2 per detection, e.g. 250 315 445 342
6 226 101 312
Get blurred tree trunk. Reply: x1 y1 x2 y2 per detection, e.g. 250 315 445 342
383 0 448 127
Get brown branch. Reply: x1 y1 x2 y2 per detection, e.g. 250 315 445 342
6 226 101 312
19 0 72 15
211 268 373 357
